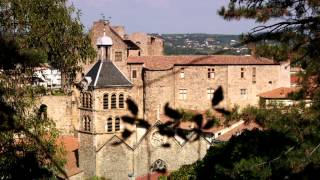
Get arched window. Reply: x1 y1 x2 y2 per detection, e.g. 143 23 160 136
150 159 167 173
83 116 91 132
103 94 109 109
88 94 92 108
38 104 48 120
106 117 113 132
115 117 120 132
111 94 117 109
119 94 124 108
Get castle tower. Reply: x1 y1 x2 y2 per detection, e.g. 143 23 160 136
79 32 133 178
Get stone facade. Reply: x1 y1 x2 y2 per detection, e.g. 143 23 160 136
42 20 291 179
38 95 79 135
128 32 164 56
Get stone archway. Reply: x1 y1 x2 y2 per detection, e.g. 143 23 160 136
150 159 167 173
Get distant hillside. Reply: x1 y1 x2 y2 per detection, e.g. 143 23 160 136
150 33 250 55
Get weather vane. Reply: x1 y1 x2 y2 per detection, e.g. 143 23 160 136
100 13 111 23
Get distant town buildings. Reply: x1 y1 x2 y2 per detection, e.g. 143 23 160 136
33 64 61 89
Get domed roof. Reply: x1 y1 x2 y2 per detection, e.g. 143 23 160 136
96 32 113 46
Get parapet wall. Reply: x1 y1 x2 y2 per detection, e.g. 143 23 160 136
38 95 79 135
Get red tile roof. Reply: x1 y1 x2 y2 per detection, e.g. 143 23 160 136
291 75 301 85
57 136 82 178
128 55 279 70
136 172 169 180
57 136 79 151
216 122 261 141
258 87 300 99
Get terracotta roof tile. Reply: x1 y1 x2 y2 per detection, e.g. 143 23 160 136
216 122 261 141
128 55 279 70
57 136 82 178
258 87 300 99
57 136 79 151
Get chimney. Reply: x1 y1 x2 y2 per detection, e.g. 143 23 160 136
247 42 256 56
112 26 125 39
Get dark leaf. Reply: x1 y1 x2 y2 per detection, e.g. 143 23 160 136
111 141 122 146
158 124 175 137
161 143 171 148
215 108 231 115
121 128 132 139
136 119 151 129
126 99 138 116
121 116 135 125
177 128 189 140
164 103 182 120
212 86 224 106
164 121 174 127
203 120 216 130
194 114 203 128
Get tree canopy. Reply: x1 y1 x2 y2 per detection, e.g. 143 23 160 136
219 0 320 78
0 0 95 178
0 0 96 86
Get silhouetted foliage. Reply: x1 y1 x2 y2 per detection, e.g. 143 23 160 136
126 99 139 116
212 86 223 106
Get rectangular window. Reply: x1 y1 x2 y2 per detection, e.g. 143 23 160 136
115 52 122 61
180 68 185 78
207 88 214 100
132 70 137 78
241 68 245 78
208 68 215 79
240 89 247 95
179 89 187 100
252 67 256 84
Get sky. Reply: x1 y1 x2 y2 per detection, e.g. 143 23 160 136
69 0 263 34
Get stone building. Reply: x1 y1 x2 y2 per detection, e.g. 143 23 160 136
72 21 291 179
40 20 290 179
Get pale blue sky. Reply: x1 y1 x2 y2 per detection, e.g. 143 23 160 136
69 0 264 34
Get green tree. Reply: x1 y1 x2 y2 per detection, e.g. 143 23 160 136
0 0 95 178
219 0 320 77
0 0 96 88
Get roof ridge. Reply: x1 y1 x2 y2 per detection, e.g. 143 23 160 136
94 61 103 87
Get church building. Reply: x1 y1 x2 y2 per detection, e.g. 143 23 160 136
72 20 291 179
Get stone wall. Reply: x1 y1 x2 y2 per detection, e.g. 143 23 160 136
144 69 175 123
226 65 289 109
141 63 291 117
38 95 79 135
128 64 145 118
129 32 164 56
96 137 134 180
79 133 96 178
173 65 228 110
94 126 209 179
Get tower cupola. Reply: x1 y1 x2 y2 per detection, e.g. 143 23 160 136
96 29 113 60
